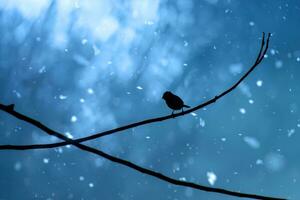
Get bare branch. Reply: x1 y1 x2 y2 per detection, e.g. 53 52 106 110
0 33 285 199
1 33 271 151
0 103 284 199
254 32 265 64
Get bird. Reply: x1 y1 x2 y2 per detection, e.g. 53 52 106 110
162 91 190 115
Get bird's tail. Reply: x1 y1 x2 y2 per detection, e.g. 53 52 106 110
183 105 190 108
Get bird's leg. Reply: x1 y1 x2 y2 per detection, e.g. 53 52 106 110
181 108 184 112
172 110 175 118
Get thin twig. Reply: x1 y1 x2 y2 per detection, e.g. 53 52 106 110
1 33 271 151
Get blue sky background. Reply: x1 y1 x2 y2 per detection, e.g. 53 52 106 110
0 0 300 199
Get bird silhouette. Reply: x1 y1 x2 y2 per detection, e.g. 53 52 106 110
162 91 190 115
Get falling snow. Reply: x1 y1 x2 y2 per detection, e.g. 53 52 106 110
239 108 246 114
81 39 88 45
65 132 74 139
38 65 46 73
59 95 67 100
43 158 50 164
207 172 217 186
92 45 100 55
249 21 255 26
14 162 22 171
256 80 263 87
287 129 295 137
275 60 283 69
12 90 22 98
136 86 143 90
87 88 94 94
89 183 94 188
190 112 197 116
199 118 206 127
243 136 260 149
256 159 263 165
70 116 77 123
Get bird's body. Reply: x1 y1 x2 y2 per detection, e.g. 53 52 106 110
162 91 190 114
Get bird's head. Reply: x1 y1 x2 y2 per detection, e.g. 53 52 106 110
162 91 172 100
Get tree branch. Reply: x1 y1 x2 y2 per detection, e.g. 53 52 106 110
0 33 285 199
0 33 271 151
0 34 282 200
0 103 284 199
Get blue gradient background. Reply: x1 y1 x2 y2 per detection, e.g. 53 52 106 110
0 0 300 199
